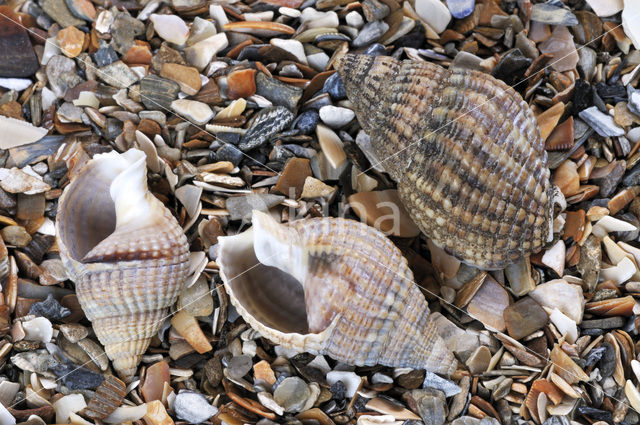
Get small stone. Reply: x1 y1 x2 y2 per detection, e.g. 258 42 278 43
580 316 626 329
254 360 277 386
628 85 640 117
274 158 312 198
65 0 96 20
174 391 218 424
346 11 365 28
150 14 189 45
140 74 180 110
319 105 355 129
623 0 640 49
97 61 138 89
46 54 83 97
0 7 39 77
29 294 71 320
227 355 253 380
51 363 104 390
171 99 214 125
465 346 491 375
22 317 53 343
446 0 474 19
529 279 583 323
1 226 32 246
300 9 339 28
177 276 213 317
92 46 119 68
271 39 307 64
255 72 303 111
110 13 145 55
42 0 85 28
326 371 361 398
53 394 87 424
239 106 295 151
123 43 153 65
578 47 597 82
397 370 425 389
408 389 447 425
539 26 579 72
205 356 223 386
59 323 89 343
323 73 346 100
414 0 451 33
503 297 548 339
553 160 579 197
160 63 202 95
226 69 257 100
580 106 625 137
301 176 336 199
184 33 229 71
353 21 389 47
293 110 319 135
151 44 186 74
216 144 244 166
141 361 170 402
144 400 173 425
491 49 532 85
274 377 311 412
466 275 509 332
226 194 284 221
585 0 623 17
531 3 578 26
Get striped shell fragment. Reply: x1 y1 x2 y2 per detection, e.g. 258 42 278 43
217 210 458 376
337 54 553 270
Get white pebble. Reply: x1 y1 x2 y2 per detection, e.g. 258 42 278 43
414 0 452 33
271 38 308 64
300 8 339 28
279 6 301 18
104 405 147 424
319 105 355 129
345 11 364 29
150 14 189 45
0 403 15 425
22 317 53 343
54 394 87 424
171 99 214 125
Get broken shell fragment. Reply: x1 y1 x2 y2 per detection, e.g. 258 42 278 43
217 210 457 375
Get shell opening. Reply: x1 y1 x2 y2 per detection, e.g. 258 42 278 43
57 149 148 261
218 212 310 335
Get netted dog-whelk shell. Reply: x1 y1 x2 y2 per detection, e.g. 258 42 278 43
337 54 553 270
56 149 190 381
217 210 457 376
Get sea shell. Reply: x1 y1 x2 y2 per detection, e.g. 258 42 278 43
56 149 190 381
336 54 553 270
217 210 457 376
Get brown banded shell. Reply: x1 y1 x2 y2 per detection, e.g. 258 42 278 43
336 54 553 270
56 149 190 381
217 210 457 376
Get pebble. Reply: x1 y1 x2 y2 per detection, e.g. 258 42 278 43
530 3 578 25
300 9 339 28
29 294 71 320
22 317 53 343
215 144 244 166
226 69 257 100
319 105 355 129
150 14 190 45
503 297 548 339
185 33 229 71
46 55 83 97
160 63 202 96
225 194 284 221
227 355 253 380
579 106 626 137
271 39 307 64
410 389 447 425
255 73 303 111
274 377 311 412
98 61 138 89
174 391 218 423
414 0 452 33
59 323 89 343
628 85 640 117
580 316 626 329
65 0 96 21
171 99 214 125
140 74 180 110
204 357 223 386
1 226 32 246
141 361 170 402
110 13 145 54
51 363 104 390
42 0 84 27
239 106 295 151
293 110 319 134
346 11 364 28
353 21 390 47
422 371 461 397
446 0 475 19
623 0 640 49
273 158 312 198
326 371 361 398
538 26 579 72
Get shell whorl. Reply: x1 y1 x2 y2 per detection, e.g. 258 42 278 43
218 211 457 376
336 54 553 270
56 149 190 380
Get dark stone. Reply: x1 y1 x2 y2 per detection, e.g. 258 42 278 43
110 12 145 55
29 294 71 321
0 6 40 77
572 79 593 112
215 144 244 166
92 45 119 68
215 132 241 146
364 43 387 57
238 106 295 151
542 416 570 425
292 110 319 135
22 234 55 264
323 73 346 100
598 342 615 378
592 160 624 198
491 48 532 86
580 316 626 329
105 118 123 140
139 75 180 111
596 82 626 103
330 381 347 400
577 406 613 423
255 73 303 111
51 363 104 390
394 25 425 49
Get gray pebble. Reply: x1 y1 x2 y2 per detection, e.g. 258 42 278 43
273 377 311 413
174 391 219 424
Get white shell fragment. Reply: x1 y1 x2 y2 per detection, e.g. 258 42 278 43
22 317 53 343
0 116 49 149
150 14 189 45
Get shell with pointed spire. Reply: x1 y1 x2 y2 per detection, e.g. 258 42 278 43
336 54 553 270
217 210 458 376
56 149 190 381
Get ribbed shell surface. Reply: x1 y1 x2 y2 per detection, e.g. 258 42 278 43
219 215 457 376
56 150 190 380
337 54 553 269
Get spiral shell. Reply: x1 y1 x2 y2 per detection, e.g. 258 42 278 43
337 54 553 270
217 210 457 376
56 149 190 381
